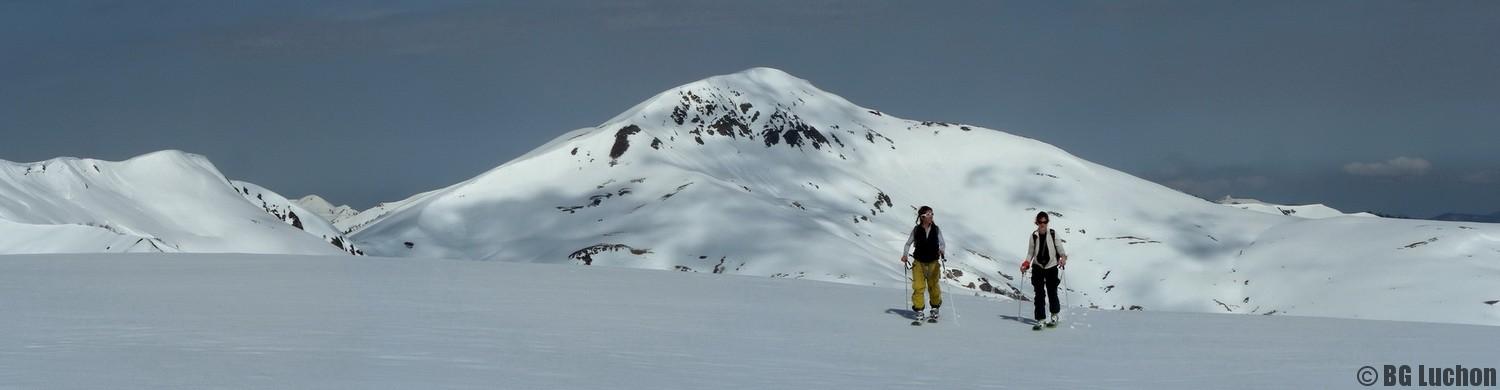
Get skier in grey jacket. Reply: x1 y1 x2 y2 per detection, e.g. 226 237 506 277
1020 211 1067 330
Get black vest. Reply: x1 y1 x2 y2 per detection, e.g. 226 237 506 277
912 224 941 262
1034 229 1055 266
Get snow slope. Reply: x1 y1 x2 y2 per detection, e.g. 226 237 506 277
1 253 1495 389
0 151 346 255
349 68 1500 325
335 189 444 235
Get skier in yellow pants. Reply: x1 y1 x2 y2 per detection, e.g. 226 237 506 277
900 205 945 323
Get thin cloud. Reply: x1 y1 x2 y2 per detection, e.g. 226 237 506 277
1461 170 1497 184
1342 157 1431 178
196 1 891 55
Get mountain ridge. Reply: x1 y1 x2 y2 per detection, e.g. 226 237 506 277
0 149 351 255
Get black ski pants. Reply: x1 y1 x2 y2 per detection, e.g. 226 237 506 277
1031 266 1061 320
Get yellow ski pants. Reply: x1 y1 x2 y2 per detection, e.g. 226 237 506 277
911 260 943 310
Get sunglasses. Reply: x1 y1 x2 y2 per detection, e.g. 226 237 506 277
1036 220 1049 224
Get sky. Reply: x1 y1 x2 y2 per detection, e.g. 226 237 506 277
2 0 1496 217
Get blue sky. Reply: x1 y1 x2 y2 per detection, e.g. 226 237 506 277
2 0 1496 217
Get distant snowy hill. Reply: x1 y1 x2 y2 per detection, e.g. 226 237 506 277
1215 196 1377 218
1431 211 1500 223
0 150 349 255
2 254 1495 389
295 194 360 225
349 68 1500 325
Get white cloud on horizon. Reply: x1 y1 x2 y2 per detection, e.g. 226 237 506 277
1342 157 1431 178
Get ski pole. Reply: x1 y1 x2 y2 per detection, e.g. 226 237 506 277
1061 266 1069 312
1058 266 1065 311
1017 265 1026 323
1020 267 1032 324
903 259 910 314
943 257 959 327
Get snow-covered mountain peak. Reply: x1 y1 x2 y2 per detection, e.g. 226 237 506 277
682 67 818 98
590 67 901 160
295 194 360 224
605 67 852 123
113 149 216 169
297 194 338 212
677 67 847 110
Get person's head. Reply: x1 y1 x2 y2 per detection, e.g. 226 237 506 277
916 206 934 226
1034 211 1050 229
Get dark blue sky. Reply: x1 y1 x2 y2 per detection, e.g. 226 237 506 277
3 0 1496 217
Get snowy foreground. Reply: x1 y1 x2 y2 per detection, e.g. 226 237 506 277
3 254 1496 389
